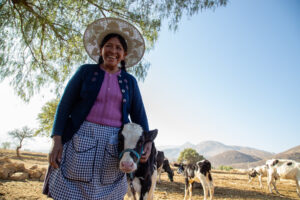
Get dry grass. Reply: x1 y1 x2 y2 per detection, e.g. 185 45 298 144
1 149 299 200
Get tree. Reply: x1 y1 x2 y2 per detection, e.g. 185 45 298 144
35 98 59 137
178 148 205 164
1 142 11 149
0 0 227 102
8 126 34 157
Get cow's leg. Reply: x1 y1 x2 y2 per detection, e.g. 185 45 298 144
268 176 280 195
258 175 263 189
267 172 274 193
158 171 161 183
248 176 253 183
188 181 194 200
207 172 214 200
199 174 209 200
183 178 189 200
146 169 157 200
157 166 162 183
272 177 280 194
295 178 300 197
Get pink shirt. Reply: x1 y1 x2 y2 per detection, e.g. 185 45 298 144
86 70 122 127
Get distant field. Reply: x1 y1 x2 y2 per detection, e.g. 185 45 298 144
1 149 299 200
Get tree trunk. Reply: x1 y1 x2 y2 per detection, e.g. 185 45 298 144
16 146 21 157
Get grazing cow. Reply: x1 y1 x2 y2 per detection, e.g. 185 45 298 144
248 165 267 188
266 159 300 197
118 123 158 200
174 160 214 200
156 151 174 183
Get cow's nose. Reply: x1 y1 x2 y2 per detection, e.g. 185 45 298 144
121 161 134 169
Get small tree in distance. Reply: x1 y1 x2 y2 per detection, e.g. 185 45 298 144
8 126 35 157
1 142 11 149
177 148 205 165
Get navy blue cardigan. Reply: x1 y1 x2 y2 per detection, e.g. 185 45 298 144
51 64 149 144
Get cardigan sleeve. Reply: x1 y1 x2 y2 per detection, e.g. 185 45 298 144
51 65 85 137
129 77 149 132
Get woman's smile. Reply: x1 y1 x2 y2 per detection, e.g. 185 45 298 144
100 37 126 71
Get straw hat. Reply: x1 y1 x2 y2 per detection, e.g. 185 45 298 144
83 17 145 68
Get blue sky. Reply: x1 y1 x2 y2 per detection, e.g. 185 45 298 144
0 0 299 154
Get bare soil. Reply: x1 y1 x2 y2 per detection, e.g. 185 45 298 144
1 149 299 200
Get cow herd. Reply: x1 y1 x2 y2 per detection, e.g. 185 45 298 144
248 158 300 197
118 123 300 200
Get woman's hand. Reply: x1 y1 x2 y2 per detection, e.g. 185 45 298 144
140 141 152 163
49 135 63 169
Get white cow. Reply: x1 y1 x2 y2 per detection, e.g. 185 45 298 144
266 159 300 197
248 165 267 188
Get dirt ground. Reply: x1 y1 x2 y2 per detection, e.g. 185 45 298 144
1 149 299 200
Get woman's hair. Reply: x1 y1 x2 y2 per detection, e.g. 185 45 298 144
98 33 128 71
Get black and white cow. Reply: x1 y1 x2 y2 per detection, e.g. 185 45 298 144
174 160 214 200
266 159 300 197
156 151 174 183
118 123 158 200
248 165 268 188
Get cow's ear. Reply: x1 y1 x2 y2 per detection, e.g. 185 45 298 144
272 159 279 166
144 129 158 142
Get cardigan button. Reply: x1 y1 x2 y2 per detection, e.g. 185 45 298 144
94 72 99 76
119 80 122 83
121 89 125 93
91 77 97 82
123 99 126 103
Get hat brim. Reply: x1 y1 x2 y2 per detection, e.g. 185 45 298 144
83 17 145 68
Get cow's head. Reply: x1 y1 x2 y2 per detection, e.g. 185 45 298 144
174 163 186 175
118 123 158 173
248 168 258 178
163 159 174 182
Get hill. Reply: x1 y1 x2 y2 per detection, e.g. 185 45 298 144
158 140 274 161
231 145 300 169
209 150 261 168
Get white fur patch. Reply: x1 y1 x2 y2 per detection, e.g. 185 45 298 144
120 123 143 169
122 123 143 149
127 177 142 199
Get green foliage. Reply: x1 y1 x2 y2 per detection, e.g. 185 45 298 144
177 148 205 164
35 98 60 137
1 142 11 149
218 165 233 171
0 0 227 102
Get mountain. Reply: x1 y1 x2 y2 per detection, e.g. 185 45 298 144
158 142 197 161
230 145 300 169
157 140 274 161
274 145 300 160
209 150 261 168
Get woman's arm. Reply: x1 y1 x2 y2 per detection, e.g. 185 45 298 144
129 77 149 131
49 65 85 167
51 65 85 137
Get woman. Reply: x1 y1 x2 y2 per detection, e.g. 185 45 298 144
43 17 152 200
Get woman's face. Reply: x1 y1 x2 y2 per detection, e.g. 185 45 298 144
100 37 127 69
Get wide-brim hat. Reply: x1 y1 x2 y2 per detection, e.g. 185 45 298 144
83 17 145 68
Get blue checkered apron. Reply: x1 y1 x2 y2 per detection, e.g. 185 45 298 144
47 121 127 200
